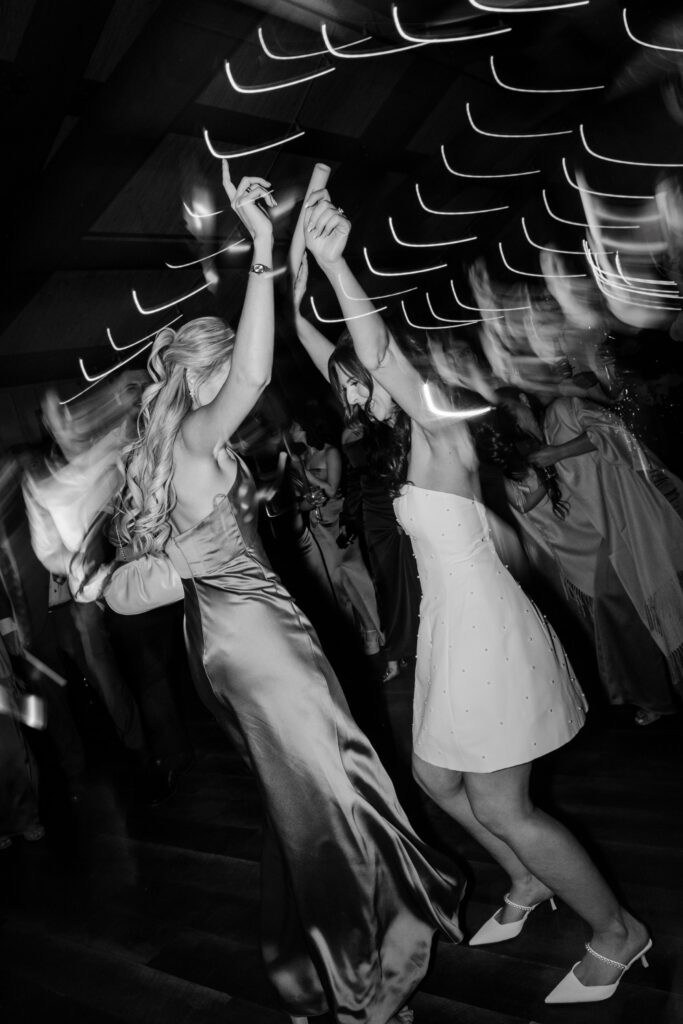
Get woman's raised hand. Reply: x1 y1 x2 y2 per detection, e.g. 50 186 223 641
222 160 275 240
304 188 350 266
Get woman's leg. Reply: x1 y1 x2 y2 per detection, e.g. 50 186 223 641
412 754 552 923
464 763 648 986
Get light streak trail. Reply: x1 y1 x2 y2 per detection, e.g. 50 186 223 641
132 280 212 315
579 123 683 169
441 145 540 178
321 23 427 57
388 216 477 248
469 0 588 12
182 201 222 219
423 381 492 420
562 158 654 200
521 216 593 255
391 4 511 43
415 182 508 216
310 296 388 323
224 60 334 94
401 299 488 330
451 279 531 311
426 293 502 324
499 241 586 277
339 279 418 301
622 9 683 53
165 238 248 270
489 55 603 93
257 26 372 60
203 127 306 160
541 189 639 229
614 252 679 289
79 340 155 384
107 315 182 352
584 243 681 310
466 102 573 139
363 247 447 276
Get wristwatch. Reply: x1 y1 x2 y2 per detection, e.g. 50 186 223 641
249 263 272 275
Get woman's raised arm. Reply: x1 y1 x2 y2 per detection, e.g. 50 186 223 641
291 253 335 383
304 189 433 427
181 165 275 453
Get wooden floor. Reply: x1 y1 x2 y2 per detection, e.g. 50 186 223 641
1 662 682 1024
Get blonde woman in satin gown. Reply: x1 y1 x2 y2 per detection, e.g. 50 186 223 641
113 169 463 1024
302 188 651 1006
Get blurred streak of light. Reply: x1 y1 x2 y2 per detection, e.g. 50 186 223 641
390 4 511 43
466 102 573 139
541 189 640 229
257 26 372 59
79 340 155 384
401 299 487 330
423 381 492 420
498 241 587 277
203 127 306 159
489 55 603 92
182 200 222 219
579 124 683 168
339 279 418 301
165 238 248 269
589 262 682 298
622 9 683 53
321 23 426 57
451 280 531 311
60 379 105 405
23 652 66 688
470 0 589 12
363 247 447 276
133 280 212 315
614 252 679 288
426 292 503 324
224 60 334 94
441 145 540 178
310 296 388 323
107 315 182 352
388 216 477 248
415 182 508 216
561 158 654 200
521 216 593 255
584 243 681 310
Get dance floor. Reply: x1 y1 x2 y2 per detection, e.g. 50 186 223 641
1 664 681 1024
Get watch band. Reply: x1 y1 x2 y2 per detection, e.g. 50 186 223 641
249 263 272 275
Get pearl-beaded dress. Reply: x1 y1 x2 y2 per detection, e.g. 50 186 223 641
394 485 587 772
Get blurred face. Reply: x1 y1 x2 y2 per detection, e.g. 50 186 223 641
501 396 540 436
336 367 395 423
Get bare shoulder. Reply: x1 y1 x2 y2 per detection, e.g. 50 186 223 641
171 433 239 531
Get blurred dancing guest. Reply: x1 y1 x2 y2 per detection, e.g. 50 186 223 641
303 188 650 1005
292 255 420 681
114 167 463 1024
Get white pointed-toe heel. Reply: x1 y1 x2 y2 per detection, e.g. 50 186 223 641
545 937 653 1004
469 892 557 946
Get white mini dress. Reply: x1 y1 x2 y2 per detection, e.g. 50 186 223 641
393 485 587 772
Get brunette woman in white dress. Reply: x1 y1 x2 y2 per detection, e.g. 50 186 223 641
301 188 650 1006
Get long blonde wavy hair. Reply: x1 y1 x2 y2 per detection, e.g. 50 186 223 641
115 316 235 555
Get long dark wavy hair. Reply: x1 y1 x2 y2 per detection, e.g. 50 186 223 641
474 387 569 519
327 329 412 495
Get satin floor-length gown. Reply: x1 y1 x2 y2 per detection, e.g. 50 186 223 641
166 454 463 1024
